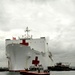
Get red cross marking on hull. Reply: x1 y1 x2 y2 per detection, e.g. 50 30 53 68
20 40 29 46
32 56 39 66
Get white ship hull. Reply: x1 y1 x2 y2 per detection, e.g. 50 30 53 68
6 37 52 72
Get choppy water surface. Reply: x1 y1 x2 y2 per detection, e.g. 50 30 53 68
0 71 75 75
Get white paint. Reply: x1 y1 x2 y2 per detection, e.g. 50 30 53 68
6 37 52 70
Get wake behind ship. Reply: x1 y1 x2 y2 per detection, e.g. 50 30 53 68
6 27 53 75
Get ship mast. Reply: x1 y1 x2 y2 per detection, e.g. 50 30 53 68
25 27 30 38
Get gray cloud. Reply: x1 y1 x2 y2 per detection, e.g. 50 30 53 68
0 0 74 31
0 0 75 66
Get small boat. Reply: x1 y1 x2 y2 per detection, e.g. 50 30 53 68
48 62 71 71
20 70 50 75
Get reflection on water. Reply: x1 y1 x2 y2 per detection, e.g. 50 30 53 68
0 71 75 75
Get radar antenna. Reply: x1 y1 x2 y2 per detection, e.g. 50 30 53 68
25 27 30 38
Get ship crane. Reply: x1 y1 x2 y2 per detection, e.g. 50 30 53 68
25 27 30 38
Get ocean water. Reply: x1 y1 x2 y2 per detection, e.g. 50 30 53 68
0 71 75 75
50 71 75 75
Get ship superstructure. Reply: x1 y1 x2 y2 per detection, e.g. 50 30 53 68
6 27 52 74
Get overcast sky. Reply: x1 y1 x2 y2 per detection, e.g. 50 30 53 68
0 0 75 67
